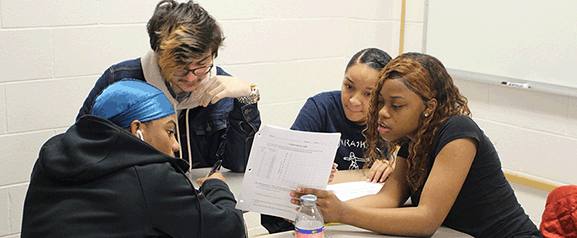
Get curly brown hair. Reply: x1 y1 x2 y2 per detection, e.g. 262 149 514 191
147 0 224 78
364 53 471 190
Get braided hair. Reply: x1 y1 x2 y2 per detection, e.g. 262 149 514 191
346 48 392 73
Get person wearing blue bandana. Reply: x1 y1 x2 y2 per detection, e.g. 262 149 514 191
91 79 176 129
21 79 246 237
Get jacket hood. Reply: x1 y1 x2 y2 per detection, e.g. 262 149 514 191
38 115 189 182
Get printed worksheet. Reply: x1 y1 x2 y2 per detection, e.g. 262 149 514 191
235 125 341 220
326 181 383 202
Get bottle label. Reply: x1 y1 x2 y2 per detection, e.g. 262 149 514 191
295 227 324 238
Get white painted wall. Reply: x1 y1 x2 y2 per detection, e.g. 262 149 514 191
0 0 423 237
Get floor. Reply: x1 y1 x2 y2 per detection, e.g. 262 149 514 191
243 181 551 237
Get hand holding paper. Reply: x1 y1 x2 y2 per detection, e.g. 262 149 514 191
235 125 341 220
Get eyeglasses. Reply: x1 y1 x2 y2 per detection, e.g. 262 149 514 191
173 64 213 77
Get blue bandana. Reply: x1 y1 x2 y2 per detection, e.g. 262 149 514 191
91 79 175 128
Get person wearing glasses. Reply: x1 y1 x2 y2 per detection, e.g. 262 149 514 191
77 0 261 172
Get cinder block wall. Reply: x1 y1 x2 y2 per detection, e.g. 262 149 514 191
0 0 424 237
3 0 569 235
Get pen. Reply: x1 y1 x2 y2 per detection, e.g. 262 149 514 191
207 160 222 177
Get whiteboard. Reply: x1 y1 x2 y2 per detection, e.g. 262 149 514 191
424 0 577 96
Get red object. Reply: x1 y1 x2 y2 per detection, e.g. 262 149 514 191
541 185 577 238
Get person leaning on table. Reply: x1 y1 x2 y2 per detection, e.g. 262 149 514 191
291 53 543 237
21 79 245 238
261 47 395 234
77 0 261 173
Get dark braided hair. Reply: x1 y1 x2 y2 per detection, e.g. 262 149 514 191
346 48 392 73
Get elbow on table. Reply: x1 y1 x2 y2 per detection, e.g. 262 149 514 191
398 214 443 237
411 206 445 236
414 219 442 237
420 227 438 238
392 225 437 237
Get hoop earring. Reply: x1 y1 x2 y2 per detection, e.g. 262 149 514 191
136 130 144 141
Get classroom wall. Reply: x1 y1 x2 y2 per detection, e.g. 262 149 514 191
454 79 577 187
0 0 428 237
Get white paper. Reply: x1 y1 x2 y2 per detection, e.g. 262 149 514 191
235 125 341 221
326 181 383 202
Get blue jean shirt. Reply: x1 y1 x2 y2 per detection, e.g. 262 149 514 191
77 58 261 172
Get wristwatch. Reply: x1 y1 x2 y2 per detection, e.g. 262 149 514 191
238 84 260 105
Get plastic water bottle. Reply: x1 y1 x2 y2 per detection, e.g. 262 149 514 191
295 194 324 238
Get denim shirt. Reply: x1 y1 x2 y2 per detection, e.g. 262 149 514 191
77 58 261 172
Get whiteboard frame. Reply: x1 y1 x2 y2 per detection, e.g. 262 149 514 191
446 69 577 98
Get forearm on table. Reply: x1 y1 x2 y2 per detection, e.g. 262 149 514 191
339 205 440 237
340 158 437 235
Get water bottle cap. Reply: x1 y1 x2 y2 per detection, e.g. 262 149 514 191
300 194 317 203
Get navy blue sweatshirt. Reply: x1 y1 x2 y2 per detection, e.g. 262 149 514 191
291 91 372 170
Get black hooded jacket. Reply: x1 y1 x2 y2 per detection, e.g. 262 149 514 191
21 115 245 238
